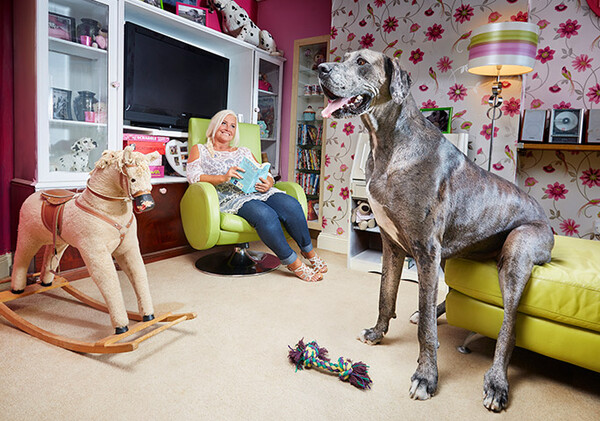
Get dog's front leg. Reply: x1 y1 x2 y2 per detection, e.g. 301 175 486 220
359 233 406 345
409 245 441 401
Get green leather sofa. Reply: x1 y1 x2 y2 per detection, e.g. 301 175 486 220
445 235 600 372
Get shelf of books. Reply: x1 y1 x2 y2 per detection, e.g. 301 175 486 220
288 36 329 231
295 120 323 226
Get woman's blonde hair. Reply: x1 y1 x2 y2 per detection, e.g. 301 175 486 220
205 110 240 155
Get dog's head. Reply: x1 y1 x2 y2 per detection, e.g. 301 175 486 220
209 0 230 12
71 137 98 153
318 50 412 119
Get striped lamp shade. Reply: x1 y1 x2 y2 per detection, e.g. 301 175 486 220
467 22 539 76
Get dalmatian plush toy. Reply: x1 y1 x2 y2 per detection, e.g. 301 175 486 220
52 137 98 172
210 0 277 54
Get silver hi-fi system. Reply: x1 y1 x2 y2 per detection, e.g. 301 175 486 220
520 109 547 142
549 108 584 144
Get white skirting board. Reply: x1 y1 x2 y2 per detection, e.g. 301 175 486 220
0 253 12 279
316 232 348 255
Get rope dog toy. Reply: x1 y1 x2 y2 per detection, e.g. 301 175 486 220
287 338 372 390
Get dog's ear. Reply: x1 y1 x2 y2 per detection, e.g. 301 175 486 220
386 56 412 105
71 141 81 152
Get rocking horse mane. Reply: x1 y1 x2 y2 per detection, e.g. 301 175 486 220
93 147 151 178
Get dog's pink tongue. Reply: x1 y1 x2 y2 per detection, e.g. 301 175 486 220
322 97 351 118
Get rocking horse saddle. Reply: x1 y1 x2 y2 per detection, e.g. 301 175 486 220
41 189 77 239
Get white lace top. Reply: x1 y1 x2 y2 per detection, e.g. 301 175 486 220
186 144 282 214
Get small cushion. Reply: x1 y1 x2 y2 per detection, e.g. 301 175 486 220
445 235 600 333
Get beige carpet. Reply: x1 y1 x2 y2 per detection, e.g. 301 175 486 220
1 243 598 420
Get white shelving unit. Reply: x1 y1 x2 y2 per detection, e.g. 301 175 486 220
347 133 469 279
14 0 284 190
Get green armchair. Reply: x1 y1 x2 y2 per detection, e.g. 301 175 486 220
180 117 307 275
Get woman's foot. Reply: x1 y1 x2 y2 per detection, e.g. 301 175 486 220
287 260 323 282
302 251 328 273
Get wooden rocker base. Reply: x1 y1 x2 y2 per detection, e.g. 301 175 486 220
0 275 196 354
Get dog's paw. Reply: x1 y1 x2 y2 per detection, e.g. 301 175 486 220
409 370 438 401
483 372 509 412
357 328 384 345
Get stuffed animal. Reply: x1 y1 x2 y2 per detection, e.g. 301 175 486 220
352 200 376 230
209 0 277 54
312 49 326 71
51 137 98 172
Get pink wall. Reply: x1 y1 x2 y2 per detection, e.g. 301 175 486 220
1 0 13 254
257 0 332 180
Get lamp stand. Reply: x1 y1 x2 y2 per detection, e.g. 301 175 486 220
486 75 503 172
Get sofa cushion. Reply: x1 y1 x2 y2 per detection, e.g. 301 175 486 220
220 212 255 233
445 235 600 333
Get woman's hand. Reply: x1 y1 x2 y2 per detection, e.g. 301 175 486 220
224 166 244 182
255 175 274 193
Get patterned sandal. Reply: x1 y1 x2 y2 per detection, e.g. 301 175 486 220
287 262 323 282
305 254 328 274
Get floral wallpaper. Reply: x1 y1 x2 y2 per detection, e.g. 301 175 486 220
322 0 530 241
518 1 600 240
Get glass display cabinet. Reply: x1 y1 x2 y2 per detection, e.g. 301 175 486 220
16 0 119 190
254 52 284 176
288 35 329 230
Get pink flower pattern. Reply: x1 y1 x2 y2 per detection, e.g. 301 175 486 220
560 219 580 236
322 0 600 242
557 19 581 38
447 83 467 102
545 182 568 200
453 4 474 23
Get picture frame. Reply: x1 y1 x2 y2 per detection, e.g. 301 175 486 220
140 0 164 9
176 3 207 25
420 107 453 134
163 0 197 13
51 88 73 120
48 12 75 42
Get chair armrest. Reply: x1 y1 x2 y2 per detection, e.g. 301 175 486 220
180 182 221 250
275 181 308 217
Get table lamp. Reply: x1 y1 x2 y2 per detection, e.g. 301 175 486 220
467 21 539 171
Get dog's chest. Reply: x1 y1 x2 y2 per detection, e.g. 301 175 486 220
367 180 407 251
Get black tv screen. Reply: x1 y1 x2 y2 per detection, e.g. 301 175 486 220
124 22 229 129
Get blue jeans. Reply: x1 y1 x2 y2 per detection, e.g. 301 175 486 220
237 192 313 265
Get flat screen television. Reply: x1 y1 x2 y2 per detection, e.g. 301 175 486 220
124 22 229 129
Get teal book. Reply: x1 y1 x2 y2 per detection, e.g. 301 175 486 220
229 156 271 194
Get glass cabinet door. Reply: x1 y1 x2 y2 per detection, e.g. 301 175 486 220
255 53 283 176
289 36 329 229
43 0 116 187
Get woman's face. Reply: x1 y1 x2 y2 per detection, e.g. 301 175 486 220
213 114 237 149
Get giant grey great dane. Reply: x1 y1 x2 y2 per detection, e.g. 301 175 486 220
318 50 554 412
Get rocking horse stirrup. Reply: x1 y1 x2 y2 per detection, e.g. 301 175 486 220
0 275 197 354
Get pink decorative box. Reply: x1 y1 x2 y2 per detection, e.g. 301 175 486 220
149 165 164 178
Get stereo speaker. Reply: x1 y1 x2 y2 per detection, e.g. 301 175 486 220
586 109 600 144
520 109 547 142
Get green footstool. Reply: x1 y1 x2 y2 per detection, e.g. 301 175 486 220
445 235 600 372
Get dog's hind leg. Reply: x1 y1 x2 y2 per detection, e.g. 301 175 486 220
359 233 406 345
483 222 553 412
409 242 443 401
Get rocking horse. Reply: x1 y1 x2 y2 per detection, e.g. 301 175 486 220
1 146 196 353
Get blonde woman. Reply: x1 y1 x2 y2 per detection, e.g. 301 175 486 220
186 110 327 282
